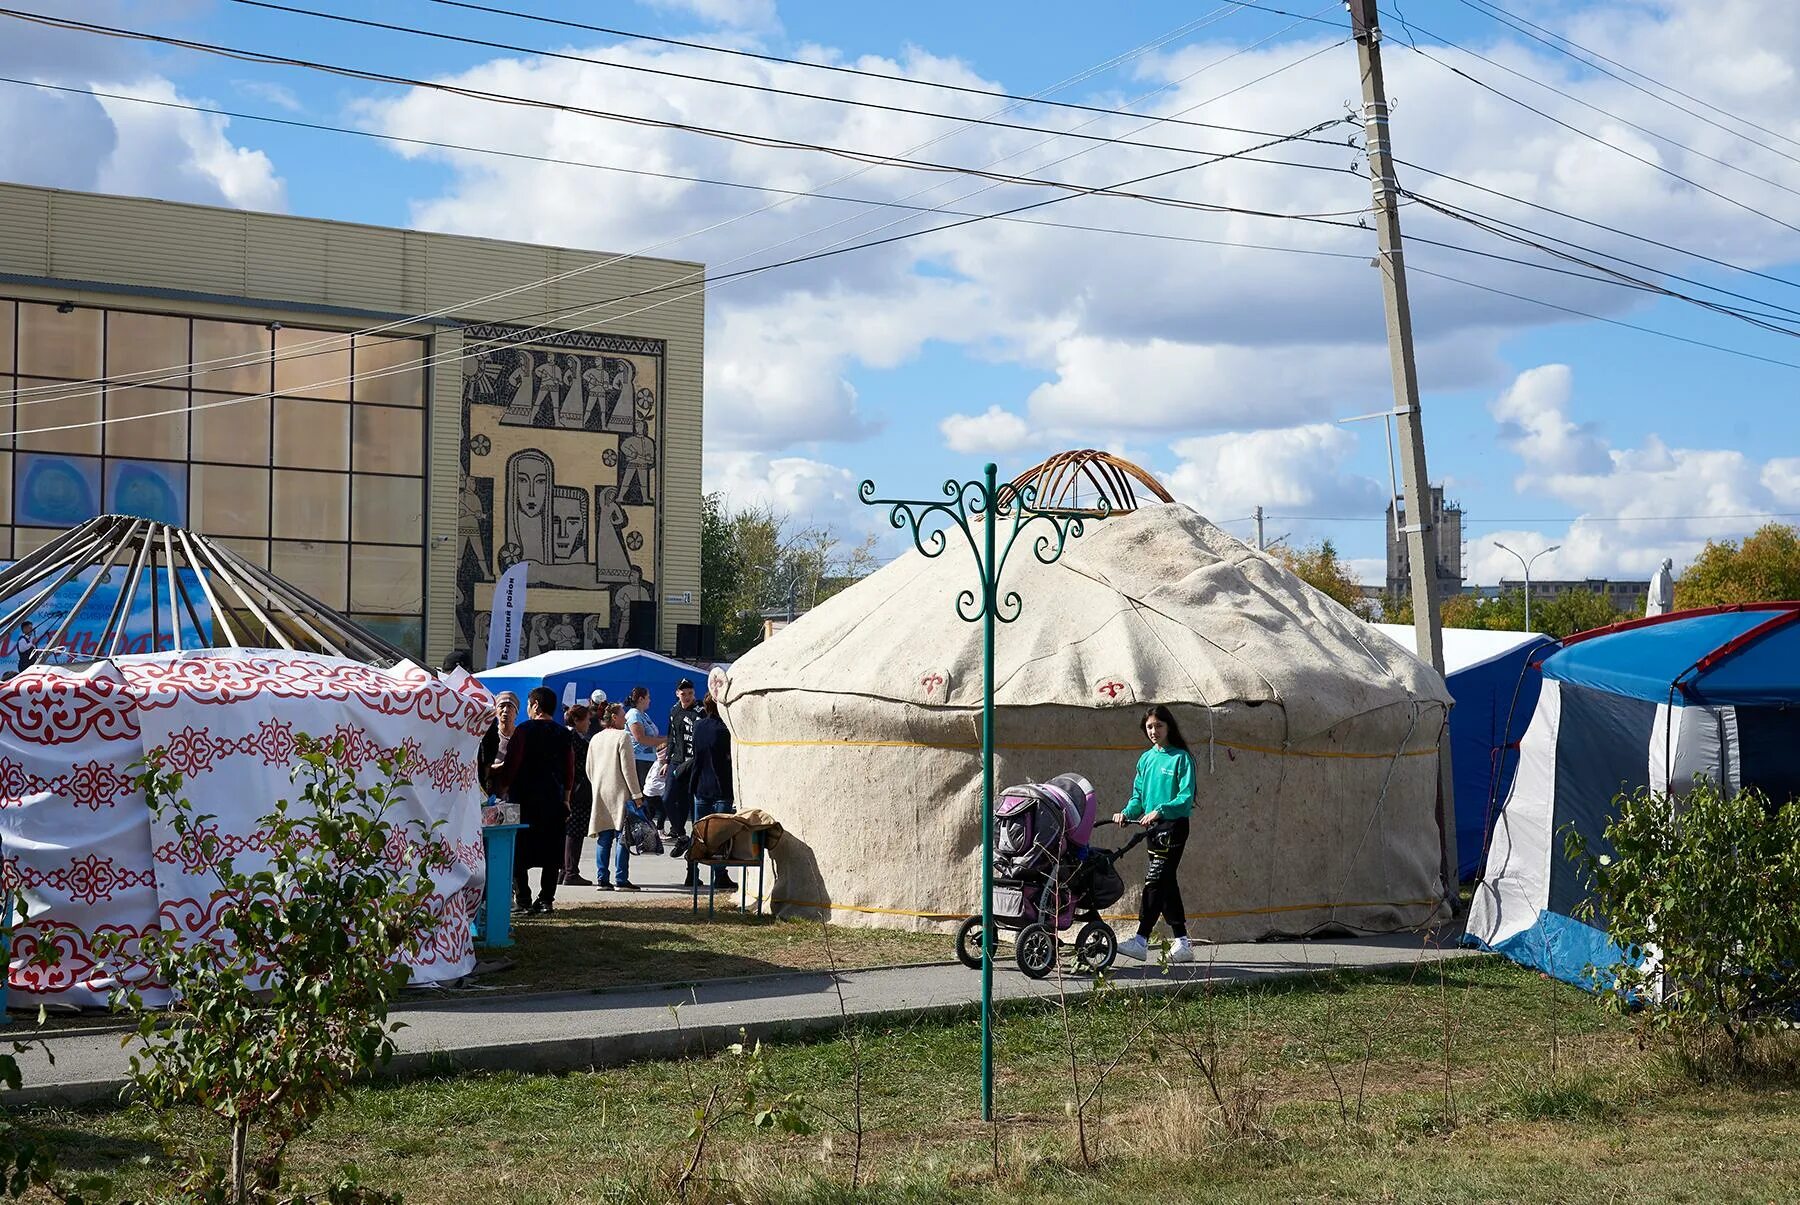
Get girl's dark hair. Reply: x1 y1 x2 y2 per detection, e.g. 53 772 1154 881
629 685 649 705
701 694 719 719
1144 704 1191 752
565 702 591 726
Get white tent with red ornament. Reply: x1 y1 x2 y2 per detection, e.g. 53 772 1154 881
0 519 493 1008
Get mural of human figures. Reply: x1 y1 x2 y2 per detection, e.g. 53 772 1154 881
457 324 665 666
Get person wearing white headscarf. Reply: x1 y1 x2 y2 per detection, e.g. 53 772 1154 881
477 690 520 798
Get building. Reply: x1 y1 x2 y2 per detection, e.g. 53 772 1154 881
0 181 703 667
1498 578 1651 615
1384 486 1463 600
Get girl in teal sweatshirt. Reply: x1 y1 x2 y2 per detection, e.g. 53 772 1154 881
1111 704 1197 963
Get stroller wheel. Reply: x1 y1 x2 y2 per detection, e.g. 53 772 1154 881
1014 923 1058 980
954 916 994 969
1073 920 1117 973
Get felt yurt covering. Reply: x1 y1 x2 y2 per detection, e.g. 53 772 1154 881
0 651 493 1008
720 505 1455 941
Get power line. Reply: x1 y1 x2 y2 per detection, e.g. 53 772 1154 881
3 7 1238 405
1407 264 1800 373
1264 511 1800 525
1394 158 1800 296
230 0 1357 156
0 76 1371 267
0 8 1357 195
7 112 1351 437
1454 0 1800 160
1394 24 1800 238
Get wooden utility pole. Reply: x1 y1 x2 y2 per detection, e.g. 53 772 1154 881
1349 0 1459 904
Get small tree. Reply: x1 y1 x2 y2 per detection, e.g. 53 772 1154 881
1567 781 1800 1062
110 735 449 1203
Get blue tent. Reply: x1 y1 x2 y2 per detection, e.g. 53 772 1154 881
475 648 708 723
1376 625 1554 881
1467 603 1800 986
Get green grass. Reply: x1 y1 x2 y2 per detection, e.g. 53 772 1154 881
17 956 1800 1203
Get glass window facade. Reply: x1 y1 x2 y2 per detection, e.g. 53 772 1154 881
1 298 428 658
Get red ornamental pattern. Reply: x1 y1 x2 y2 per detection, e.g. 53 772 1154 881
0 755 137 810
122 657 491 735
3 854 156 905
8 919 162 994
0 674 140 746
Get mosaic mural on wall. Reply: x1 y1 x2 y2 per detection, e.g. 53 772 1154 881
457 325 663 664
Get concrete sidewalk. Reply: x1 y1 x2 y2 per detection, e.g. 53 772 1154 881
9 929 1470 1108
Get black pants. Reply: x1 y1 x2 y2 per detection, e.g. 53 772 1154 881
1136 817 1189 940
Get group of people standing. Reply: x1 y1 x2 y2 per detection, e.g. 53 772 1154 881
479 676 736 914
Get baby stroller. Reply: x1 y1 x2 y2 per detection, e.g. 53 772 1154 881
953 773 1148 979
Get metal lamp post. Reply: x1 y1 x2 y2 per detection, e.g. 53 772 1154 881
859 463 1097 1122
1494 541 1560 632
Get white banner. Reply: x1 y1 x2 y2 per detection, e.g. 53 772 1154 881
485 561 529 670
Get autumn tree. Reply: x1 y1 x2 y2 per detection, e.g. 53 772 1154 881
1270 539 1374 618
701 493 878 656
1674 523 1800 609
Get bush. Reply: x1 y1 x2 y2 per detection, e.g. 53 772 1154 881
108 734 449 1203
1567 780 1800 1061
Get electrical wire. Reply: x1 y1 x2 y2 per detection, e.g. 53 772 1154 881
1263 511 1800 525
229 0 1356 154
1 21 1358 405
1454 0 1800 161
1392 21 1800 238
6 114 1353 438
1406 264 1800 373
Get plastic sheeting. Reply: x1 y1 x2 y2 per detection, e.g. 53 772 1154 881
0 651 492 1008
721 505 1454 942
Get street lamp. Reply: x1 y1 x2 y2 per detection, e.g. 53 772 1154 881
1493 542 1560 632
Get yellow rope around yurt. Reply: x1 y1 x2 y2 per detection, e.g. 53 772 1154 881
734 735 1437 760
768 896 1446 922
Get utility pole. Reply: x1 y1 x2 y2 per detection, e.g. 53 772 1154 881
1255 505 1265 551
1350 0 1458 905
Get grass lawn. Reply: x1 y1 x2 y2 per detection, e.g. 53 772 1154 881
468 901 950 993
18 955 1800 1202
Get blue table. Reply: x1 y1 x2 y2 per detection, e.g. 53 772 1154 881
474 823 526 949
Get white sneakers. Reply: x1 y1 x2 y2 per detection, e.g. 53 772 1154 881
1117 934 1196 963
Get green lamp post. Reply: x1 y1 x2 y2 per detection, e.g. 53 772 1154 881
859 462 1098 1121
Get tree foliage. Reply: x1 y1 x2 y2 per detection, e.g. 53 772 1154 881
1270 540 1373 618
110 736 446 1203
700 493 877 657
1568 781 1800 1062
1674 523 1800 610
1383 588 1621 639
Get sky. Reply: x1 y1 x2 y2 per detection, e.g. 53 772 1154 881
6 0 1800 587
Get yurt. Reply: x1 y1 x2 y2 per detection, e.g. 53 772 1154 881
1467 603 1800 986
0 517 493 1008
720 502 1456 942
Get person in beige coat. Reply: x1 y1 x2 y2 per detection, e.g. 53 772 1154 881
586 703 645 891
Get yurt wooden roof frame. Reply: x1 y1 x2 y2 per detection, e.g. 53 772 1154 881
1002 449 1174 516
0 514 411 668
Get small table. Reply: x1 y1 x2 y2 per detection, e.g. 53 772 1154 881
475 823 526 948
690 830 769 918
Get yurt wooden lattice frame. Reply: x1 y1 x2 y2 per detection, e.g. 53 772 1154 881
0 514 411 667
1001 449 1174 515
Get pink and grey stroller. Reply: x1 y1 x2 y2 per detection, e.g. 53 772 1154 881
953 773 1145 978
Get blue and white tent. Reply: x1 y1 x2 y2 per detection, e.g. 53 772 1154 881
1467 603 1800 986
1375 625 1554 881
475 647 708 721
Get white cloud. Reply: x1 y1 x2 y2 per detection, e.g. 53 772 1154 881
703 450 862 524
641 0 779 31
93 79 284 211
1469 365 1800 581
940 405 1031 455
359 3 1800 524
1165 423 1385 526
235 79 303 113
1490 364 1610 476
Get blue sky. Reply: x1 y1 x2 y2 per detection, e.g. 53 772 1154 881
7 0 1800 587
